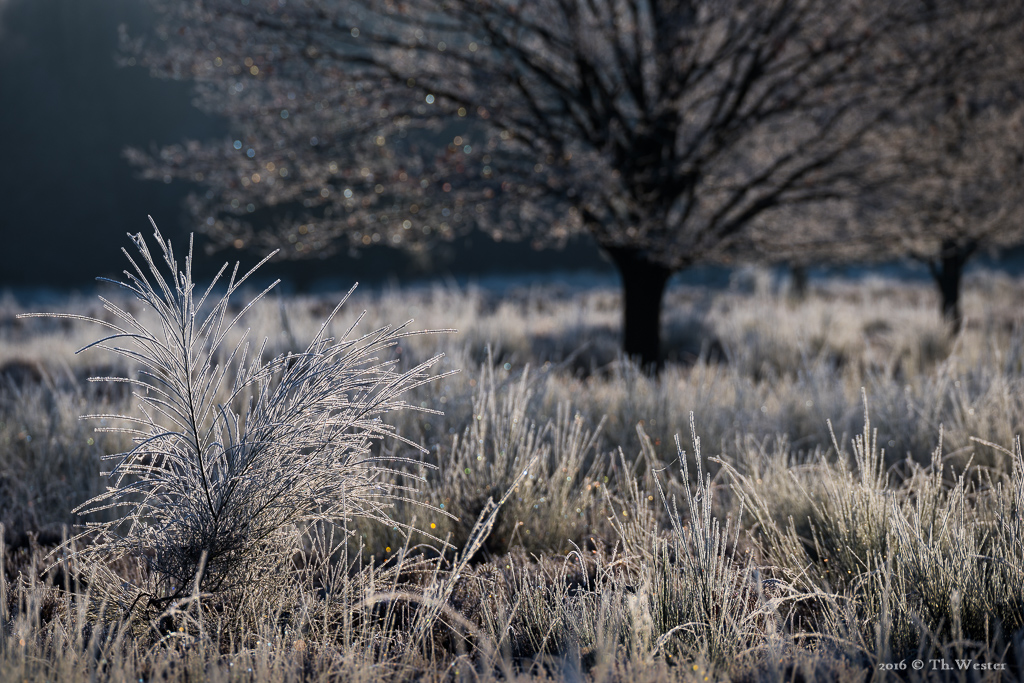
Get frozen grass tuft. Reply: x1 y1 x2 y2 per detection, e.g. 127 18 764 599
5 261 1024 680
19 220 451 613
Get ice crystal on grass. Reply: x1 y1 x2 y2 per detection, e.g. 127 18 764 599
22 218 450 602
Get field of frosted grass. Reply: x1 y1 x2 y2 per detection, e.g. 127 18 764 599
2 267 1024 681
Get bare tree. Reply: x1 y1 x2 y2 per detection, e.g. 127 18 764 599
872 3 1024 330
896 106 1024 330
128 0 950 367
737 0 1024 326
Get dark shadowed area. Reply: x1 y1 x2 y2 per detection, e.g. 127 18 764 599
0 0 223 284
0 0 611 287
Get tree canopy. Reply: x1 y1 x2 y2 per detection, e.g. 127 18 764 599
128 0 1021 366
870 1 1024 328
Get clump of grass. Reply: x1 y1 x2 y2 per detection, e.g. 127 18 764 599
721 397 1024 669
6 264 1024 681
21 220 450 615
430 356 609 556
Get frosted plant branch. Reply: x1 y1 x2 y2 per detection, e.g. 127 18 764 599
21 217 452 599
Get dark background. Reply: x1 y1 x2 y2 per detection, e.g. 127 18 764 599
0 0 612 290
0 0 223 285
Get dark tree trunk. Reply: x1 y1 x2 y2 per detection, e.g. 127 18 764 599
927 239 976 332
605 246 674 370
790 264 809 301
936 259 963 329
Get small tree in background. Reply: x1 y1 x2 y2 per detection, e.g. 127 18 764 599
870 2 1024 330
126 0 988 367
895 104 1024 330
739 0 1024 327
